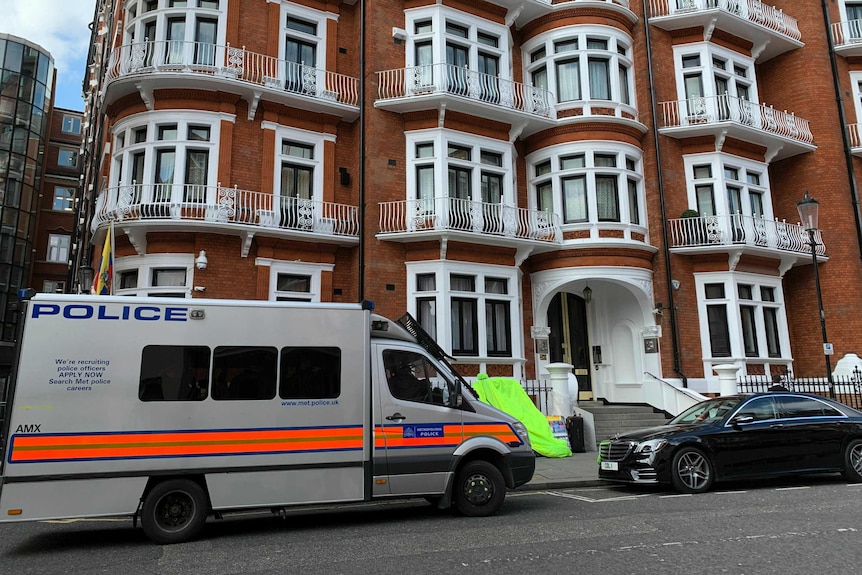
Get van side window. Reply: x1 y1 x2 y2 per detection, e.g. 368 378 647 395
139 345 211 401
383 350 452 406
279 347 341 399
212 346 278 400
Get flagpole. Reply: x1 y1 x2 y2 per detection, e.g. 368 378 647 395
109 219 115 295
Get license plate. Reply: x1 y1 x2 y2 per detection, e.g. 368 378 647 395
601 461 619 471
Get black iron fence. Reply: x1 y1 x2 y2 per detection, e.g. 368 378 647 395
521 379 553 415
738 375 862 410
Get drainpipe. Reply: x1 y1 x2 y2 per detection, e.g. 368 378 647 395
357 0 366 302
643 0 687 386
822 0 862 259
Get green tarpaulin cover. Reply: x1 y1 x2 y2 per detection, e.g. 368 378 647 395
472 373 572 458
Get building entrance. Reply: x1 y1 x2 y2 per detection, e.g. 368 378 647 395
548 292 592 400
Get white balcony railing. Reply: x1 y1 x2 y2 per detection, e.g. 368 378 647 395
659 94 813 144
668 213 825 255
848 124 862 149
376 63 554 118
92 183 359 238
831 19 862 48
378 197 561 243
106 40 359 107
648 0 801 41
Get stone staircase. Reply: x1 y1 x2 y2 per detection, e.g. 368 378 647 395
578 401 671 442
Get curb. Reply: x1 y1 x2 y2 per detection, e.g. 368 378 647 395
516 478 608 491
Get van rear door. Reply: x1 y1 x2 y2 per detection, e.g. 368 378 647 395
372 344 463 496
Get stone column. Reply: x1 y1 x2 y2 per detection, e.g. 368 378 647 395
713 364 740 396
545 362 574 416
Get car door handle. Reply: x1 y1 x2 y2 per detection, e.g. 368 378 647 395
386 413 405 421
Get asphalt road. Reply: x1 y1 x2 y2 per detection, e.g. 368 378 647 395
1 476 861 575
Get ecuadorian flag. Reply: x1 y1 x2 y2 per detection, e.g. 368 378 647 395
94 225 113 295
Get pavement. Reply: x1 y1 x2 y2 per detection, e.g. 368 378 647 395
519 450 605 491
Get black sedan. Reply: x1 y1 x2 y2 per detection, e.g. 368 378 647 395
597 392 862 493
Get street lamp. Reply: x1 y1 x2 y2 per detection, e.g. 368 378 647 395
78 265 94 294
796 191 835 398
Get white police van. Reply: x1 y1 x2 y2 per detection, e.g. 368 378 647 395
0 294 534 543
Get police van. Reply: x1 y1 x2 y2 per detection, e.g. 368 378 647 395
0 295 534 544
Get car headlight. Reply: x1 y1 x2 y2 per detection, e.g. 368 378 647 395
512 422 530 446
634 438 667 454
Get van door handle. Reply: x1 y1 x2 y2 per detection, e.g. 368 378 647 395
386 413 405 421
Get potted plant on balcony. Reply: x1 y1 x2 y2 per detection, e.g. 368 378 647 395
680 209 705 245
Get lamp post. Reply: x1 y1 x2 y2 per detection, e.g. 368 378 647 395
796 191 835 398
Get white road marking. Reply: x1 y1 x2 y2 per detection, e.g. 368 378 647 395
544 490 651 503
775 486 810 491
658 494 692 498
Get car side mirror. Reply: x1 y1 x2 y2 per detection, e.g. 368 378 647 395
732 414 754 429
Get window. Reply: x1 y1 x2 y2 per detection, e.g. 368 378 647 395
525 28 634 109
61 115 82 134
275 273 312 301
58 148 78 168
42 280 65 293
674 44 758 120
53 186 75 211
47 234 70 263
139 345 210 401
212 346 277 400
110 112 218 205
698 275 788 363
528 144 644 229
779 396 843 418
685 154 771 221
409 262 518 359
263 260 328 302
383 349 454 406
280 347 340 399
115 254 194 297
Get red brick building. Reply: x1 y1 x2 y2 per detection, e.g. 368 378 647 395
75 0 862 407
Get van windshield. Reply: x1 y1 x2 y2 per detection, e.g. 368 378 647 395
383 350 457 407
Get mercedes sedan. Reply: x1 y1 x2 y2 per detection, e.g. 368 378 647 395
597 392 862 493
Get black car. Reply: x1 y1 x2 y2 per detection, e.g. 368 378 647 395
597 392 862 493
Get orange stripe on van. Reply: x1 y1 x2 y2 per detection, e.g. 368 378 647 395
9 426 364 463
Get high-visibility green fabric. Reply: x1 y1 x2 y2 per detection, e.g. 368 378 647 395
472 374 572 458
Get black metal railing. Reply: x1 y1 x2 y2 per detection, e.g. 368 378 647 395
738 373 862 410
521 379 553 415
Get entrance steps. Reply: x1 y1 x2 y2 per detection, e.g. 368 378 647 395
577 400 671 442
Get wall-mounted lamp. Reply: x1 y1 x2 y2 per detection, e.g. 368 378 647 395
195 250 208 270
78 265 94 293
582 284 592 304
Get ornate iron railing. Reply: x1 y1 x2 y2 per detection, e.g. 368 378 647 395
831 19 862 47
378 197 561 243
668 213 824 255
92 183 359 237
647 0 801 41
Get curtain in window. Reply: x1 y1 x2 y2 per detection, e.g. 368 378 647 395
556 59 579 102
588 58 610 100
167 18 186 65
485 300 511 356
537 181 553 213
764 307 781 357
451 298 477 355
153 269 187 287
562 176 587 223
417 165 434 210
628 179 639 225
596 175 619 221
740 305 759 357
417 297 437 340
415 42 434 88
184 150 208 202
154 150 175 202
618 65 630 105
194 19 217 66
416 274 436 291
707 304 731 357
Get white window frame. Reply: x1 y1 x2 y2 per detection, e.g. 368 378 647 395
43 280 66 293
123 0 226 55
53 186 75 211
404 5 511 80
266 123 331 203
672 43 759 105
58 148 78 168
683 153 773 219
279 3 333 72
46 234 70 263
114 253 195 297
522 25 635 113
110 110 227 204
850 71 862 125
526 141 645 230
695 272 790 365
406 260 521 361
405 128 513 206
257 258 332 302
61 115 82 135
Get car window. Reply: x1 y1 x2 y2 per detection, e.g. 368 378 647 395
383 349 454 406
670 398 741 425
778 396 843 418
733 397 778 421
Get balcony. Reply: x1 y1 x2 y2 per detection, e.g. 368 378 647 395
375 64 556 137
668 213 825 270
377 197 561 248
832 20 862 57
105 41 360 121
482 0 633 29
92 183 359 257
647 0 803 62
658 94 815 161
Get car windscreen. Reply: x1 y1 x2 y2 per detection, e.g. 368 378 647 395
669 397 743 425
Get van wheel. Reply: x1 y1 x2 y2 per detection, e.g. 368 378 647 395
454 461 505 517
140 479 208 544
842 439 862 482
671 447 714 494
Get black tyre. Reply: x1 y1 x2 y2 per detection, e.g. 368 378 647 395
454 460 506 517
842 439 862 482
140 479 208 544
670 447 714 494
